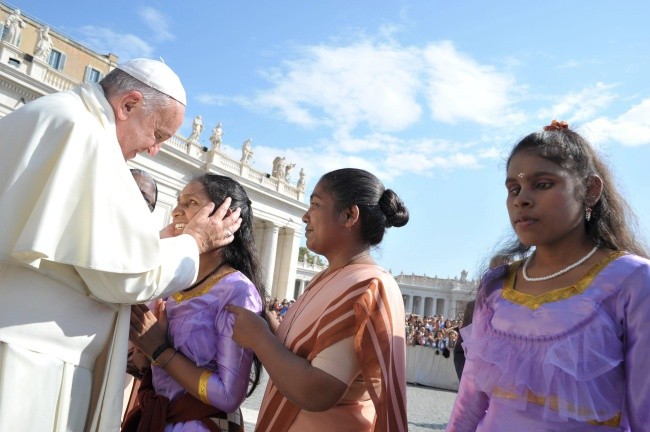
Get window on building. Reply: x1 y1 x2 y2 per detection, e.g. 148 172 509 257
8 58 20 68
84 66 103 83
0 23 18 44
47 49 66 70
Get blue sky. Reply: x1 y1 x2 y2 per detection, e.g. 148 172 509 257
8 0 650 279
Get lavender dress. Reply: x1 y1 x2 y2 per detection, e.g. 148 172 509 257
446 253 650 432
151 270 263 432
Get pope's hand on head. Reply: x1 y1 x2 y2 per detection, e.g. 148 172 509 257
183 197 242 254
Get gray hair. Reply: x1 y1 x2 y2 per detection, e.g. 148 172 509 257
100 68 174 115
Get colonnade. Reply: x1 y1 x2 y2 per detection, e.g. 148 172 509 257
402 294 468 319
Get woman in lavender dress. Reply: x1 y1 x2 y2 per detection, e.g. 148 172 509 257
446 121 650 431
124 174 265 432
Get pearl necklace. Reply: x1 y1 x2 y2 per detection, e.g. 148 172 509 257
522 246 599 282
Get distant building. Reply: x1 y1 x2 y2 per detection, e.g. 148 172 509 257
396 269 475 319
292 253 327 300
0 3 117 116
0 3 313 301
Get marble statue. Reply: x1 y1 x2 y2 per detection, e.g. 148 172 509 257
2 9 26 46
187 115 203 142
209 122 223 151
33 26 53 61
272 156 286 179
284 162 296 180
297 168 306 190
240 138 253 164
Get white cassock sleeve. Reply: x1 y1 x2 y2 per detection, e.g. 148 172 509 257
75 234 199 304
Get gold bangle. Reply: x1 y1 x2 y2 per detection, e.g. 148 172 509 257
198 370 211 404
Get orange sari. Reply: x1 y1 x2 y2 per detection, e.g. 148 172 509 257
256 264 407 432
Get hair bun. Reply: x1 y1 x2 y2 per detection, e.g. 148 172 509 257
379 189 409 228
543 119 569 131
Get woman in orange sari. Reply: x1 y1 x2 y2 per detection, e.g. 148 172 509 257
228 168 409 431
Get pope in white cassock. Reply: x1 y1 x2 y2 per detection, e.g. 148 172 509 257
0 58 242 432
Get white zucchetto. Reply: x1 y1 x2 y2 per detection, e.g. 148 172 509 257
116 58 187 106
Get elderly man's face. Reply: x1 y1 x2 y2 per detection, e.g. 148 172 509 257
117 98 184 160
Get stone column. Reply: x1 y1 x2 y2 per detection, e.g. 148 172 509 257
437 298 446 317
299 279 306 297
273 229 302 301
403 295 412 314
260 223 280 297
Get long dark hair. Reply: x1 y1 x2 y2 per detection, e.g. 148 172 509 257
477 124 648 306
318 168 409 246
193 174 266 396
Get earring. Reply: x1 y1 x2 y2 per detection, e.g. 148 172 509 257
585 207 592 222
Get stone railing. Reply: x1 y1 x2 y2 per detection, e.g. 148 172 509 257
296 260 326 272
42 68 77 92
163 137 306 202
395 274 475 291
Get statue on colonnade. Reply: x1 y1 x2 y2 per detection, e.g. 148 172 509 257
241 138 253 164
209 122 223 151
2 9 26 46
187 115 203 143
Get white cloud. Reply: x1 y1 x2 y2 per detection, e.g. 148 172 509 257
73 9 173 61
556 60 581 70
537 82 617 124
581 99 650 147
77 26 153 59
195 93 229 106
244 40 424 133
199 33 649 182
219 38 527 137
139 7 175 42
196 37 531 180
235 129 493 184
422 41 526 126
477 146 502 159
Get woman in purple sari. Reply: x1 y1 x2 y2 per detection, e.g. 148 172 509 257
124 174 265 432
446 120 650 431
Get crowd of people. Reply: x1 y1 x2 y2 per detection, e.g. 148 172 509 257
0 55 648 432
266 297 295 322
405 314 461 355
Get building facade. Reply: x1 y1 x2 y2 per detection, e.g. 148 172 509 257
0 4 117 116
397 270 475 319
0 3 313 301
